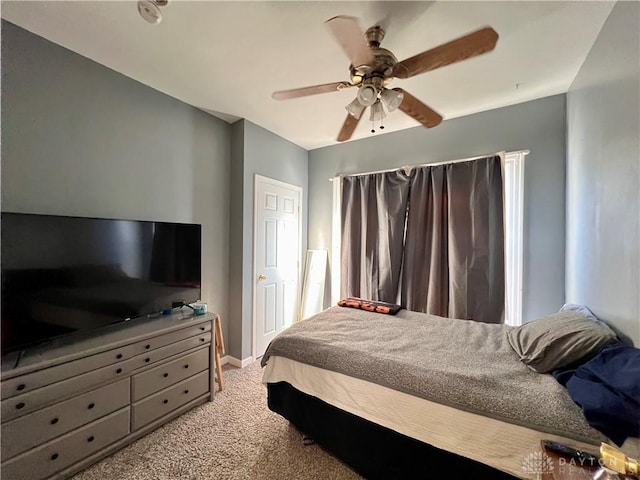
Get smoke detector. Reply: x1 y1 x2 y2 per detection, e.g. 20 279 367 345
137 0 168 25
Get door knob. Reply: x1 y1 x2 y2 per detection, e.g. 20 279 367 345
258 274 267 281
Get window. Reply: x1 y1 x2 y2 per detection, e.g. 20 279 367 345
331 150 527 324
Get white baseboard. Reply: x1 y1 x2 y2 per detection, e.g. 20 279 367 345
220 355 254 368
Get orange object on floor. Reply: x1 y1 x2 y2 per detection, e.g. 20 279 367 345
214 315 225 391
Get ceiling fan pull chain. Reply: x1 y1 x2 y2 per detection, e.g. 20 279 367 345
370 119 385 133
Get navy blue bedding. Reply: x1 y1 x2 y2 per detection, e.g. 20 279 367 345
552 342 640 445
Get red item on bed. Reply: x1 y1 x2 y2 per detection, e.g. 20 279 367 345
337 297 402 315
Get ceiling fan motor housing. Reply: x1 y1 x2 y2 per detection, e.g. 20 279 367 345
350 26 399 108
350 47 397 86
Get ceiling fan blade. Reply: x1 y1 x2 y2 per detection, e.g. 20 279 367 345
393 27 498 79
337 112 364 142
272 81 353 100
325 15 375 67
395 88 443 128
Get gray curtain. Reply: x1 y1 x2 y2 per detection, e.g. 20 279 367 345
401 155 504 323
340 170 411 302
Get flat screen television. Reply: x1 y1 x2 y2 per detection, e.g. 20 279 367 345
1 212 201 353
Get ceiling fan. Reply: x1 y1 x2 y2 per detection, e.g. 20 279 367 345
272 16 498 142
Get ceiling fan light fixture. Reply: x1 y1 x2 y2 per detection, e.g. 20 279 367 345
380 88 404 112
357 84 378 107
345 98 366 119
369 100 386 122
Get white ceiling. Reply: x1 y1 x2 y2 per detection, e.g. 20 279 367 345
2 1 615 150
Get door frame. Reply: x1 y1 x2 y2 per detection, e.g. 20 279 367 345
252 174 303 360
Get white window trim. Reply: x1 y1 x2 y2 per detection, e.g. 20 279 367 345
330 150 527 325
504 151 526 326
331 177 342 305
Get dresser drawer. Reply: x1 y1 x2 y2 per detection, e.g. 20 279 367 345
1 344 136 400
2 356 139 422
132 321 211 356
129 332 211 373
1 408 130 480
132 371 209 431
1 378 129 462
132 347 209 401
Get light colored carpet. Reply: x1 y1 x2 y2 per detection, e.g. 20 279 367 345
72 361 361 480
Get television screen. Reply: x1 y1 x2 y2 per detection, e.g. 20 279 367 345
1 212 201 353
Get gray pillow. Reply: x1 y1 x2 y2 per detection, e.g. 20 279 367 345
507 310 617 373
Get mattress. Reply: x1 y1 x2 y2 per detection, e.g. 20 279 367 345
263 355 639 480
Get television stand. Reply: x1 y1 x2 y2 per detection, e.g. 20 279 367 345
0 312 215 480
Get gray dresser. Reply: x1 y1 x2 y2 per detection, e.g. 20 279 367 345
0 312 215 480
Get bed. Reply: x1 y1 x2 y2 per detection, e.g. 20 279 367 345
261 306 640 479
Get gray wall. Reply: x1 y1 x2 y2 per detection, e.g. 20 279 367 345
309 95 567 323
227 119 308 360
1 21 232 344
566 2 640 345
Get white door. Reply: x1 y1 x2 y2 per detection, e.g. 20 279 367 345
254 175 301 358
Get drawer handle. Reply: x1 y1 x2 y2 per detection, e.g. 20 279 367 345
17 383 26 391
145 358 151 363
200 338 205 342
163 373 169 378
184 364 189 369
116 353 123 359
116 368 123 374
200 326 205 331
50 417 59 425
184 389 189 395
88 403 95 410
163 399 168 404
87 435 95 443
16 402 25 410
51 453 59 461
145 344 151 350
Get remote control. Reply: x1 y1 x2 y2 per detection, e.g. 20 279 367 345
542 440 600 467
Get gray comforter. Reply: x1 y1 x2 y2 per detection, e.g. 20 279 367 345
262 306 607 445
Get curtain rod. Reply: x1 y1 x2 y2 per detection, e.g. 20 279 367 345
329 149 530 181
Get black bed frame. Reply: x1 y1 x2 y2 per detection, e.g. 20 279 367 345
267 381 519 479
